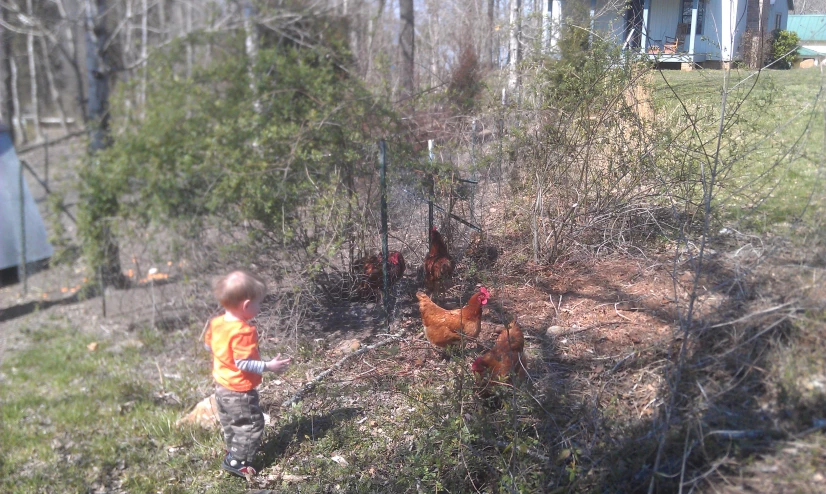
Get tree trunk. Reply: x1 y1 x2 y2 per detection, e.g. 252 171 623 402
0 7 13 139
85 0 109 152
125 0 132 57
399 0 415 105
140 0 148 118
26 0 43 142
84 0 125 287
488 0 495 67
10 55 26 143
38 36 69 133
507 0 521 101
157 0 166 41
185 1 192 79
243 0 260 113
365 0 385 79
343 0 359 67
53 0 87 124
427 1 439 89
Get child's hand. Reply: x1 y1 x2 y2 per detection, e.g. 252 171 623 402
265 354 291 373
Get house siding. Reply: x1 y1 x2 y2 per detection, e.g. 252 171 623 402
705 0 749 60
646 0 681 48
592 0 784 62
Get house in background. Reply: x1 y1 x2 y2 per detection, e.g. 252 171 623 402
787 15 826 67
583 0 793 68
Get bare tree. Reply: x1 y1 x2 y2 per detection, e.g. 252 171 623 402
85 0 109 152
488 0 496 67
38 36 68 132
25 0 42 141
399 0 414 104
10 54 25 142
243 0 260 113
0 6 12 136
84 0 126 287
507 0 521 100
365 0 385 80
140 0 148 117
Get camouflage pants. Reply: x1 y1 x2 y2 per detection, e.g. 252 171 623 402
214 385 265 463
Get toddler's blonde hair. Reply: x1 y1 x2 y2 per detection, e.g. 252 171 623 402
213 270 266 309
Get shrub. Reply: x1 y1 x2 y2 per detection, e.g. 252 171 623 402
771 29 800 69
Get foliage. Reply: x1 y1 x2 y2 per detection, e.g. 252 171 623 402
84 16 402 274
448 44 484 112
511 40 670 262
771 29 800 69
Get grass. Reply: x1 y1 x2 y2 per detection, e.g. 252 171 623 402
0 320 557 493
0 322 250 494
651 67 825 230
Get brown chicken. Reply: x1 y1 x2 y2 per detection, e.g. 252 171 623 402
424 227 454 295
471 320 525 382
417 287 489 348
351 251 406 299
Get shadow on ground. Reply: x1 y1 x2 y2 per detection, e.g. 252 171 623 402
259 406 361 468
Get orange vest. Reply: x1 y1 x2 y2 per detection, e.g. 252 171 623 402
205 315 262 392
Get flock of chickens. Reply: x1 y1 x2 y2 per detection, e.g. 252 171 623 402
352 227 525 388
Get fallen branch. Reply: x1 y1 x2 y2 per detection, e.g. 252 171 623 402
281 331 406 408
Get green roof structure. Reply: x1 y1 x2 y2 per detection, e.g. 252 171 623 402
787 15 826 41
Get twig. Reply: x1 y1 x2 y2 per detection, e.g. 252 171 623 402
555 321 622 338
793 419 826 439
281 332 405 408
615 302 633 321
707 302 793 329
155 360 165 390
610 351 636 373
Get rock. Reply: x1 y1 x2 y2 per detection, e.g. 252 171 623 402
547 326 565 336
176 395 220 429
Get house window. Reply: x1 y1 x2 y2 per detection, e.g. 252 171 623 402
680 0 705 35
775 14 782 30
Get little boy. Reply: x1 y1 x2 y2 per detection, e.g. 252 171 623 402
204 270 291 478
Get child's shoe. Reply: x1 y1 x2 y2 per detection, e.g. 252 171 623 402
221 453 256 479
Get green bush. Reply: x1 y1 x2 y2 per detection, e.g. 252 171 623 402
90 20 401 263
771 29 800 69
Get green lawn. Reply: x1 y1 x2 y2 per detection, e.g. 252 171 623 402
0 323 248 494
651 67 825 230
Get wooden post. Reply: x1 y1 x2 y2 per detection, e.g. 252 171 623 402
379 140 389 319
